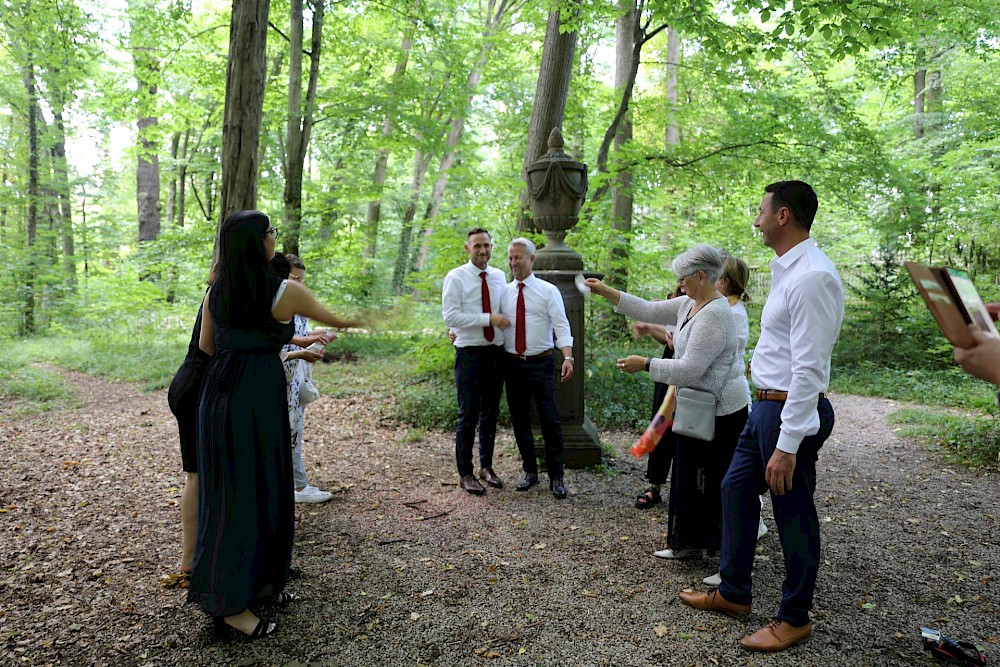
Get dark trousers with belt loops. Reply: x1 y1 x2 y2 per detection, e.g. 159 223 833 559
505 354 563 480
719 396 835 627
454 345 504 477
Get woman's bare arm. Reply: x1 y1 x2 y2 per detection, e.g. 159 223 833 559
198 292 215 355
271 281 365 329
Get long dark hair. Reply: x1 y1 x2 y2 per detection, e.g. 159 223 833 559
210 210 279 328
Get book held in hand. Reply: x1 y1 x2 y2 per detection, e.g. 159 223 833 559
904 261 998 348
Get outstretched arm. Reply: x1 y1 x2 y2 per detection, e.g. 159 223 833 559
272 281 365 329
584 278 621 306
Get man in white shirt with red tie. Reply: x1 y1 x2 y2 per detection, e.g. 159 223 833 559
442 228 511 495
501 238 575 499
680 181 844 652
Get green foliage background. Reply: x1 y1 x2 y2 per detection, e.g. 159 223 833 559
1 0 998 465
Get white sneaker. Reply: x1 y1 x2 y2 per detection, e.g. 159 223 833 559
652 547 699 560
757 519 768 540
294 485 333 504
702 572 722 586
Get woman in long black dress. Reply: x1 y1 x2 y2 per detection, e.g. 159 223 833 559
166 275 212 576
189 210 362 639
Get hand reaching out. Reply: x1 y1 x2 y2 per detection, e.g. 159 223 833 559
954 325 1000 386
615 355 648 374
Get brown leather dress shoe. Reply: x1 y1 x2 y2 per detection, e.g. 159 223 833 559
678 588 751 617
460 474 486 495
739 619 812 652
479 467 503 489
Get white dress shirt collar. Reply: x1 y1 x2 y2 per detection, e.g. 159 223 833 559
770 238 815 276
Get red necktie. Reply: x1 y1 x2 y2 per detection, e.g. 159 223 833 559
480 271 494 342
515 282 526 355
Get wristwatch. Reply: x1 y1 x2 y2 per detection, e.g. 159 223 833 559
564 356 574 364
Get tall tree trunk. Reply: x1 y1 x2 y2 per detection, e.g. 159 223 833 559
283 0 304 252
589 5 668 207
913 67 926 139
925 69 942 130
130 4 162 243
317 157 345 242
218 0 271 226
609 0 636 305
136 113 161 242
415 0 516 272
177 129 190 228
49 86 76 293
21 56 40 335
661 27 679 252
664 27 679 148
517 5 579 231
283 0 324 256
167 131 180 225
364 0 419 259
0 170 6 229
391 147 433 293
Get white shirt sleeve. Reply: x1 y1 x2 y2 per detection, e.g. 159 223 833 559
442 269 490 330
776 271 843 454
548 284 574 350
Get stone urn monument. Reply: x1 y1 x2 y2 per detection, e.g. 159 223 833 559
525 128 601 467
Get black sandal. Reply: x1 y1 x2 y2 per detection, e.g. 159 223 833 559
213 616 277 641
635 486 662 509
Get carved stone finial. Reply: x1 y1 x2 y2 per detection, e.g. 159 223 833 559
547 127 564 153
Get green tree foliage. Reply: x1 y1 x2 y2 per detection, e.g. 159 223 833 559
0 0 996 385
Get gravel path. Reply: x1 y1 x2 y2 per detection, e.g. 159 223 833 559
1 371 997 666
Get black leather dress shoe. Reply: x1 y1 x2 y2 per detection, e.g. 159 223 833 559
550 478 566 499
479 467 503 489
515 473 538 491
460 475 486 495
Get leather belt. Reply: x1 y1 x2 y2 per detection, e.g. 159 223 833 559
755 389 827 402
510 349 553 362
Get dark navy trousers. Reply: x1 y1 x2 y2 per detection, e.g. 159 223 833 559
454 345 504 477
719 397 835 627
504 355 563 480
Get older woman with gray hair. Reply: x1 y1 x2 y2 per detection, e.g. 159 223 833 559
585 244 749 562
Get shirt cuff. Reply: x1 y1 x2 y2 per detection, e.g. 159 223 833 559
775 431 803 455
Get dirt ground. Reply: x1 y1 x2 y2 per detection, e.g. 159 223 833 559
1 369 997 667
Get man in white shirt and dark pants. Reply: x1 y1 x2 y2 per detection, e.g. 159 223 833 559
501 238 575 499
442 228 510 495
680 181 844 652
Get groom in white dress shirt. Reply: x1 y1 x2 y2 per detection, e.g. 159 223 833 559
441 228 511 495
500 238 574 499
